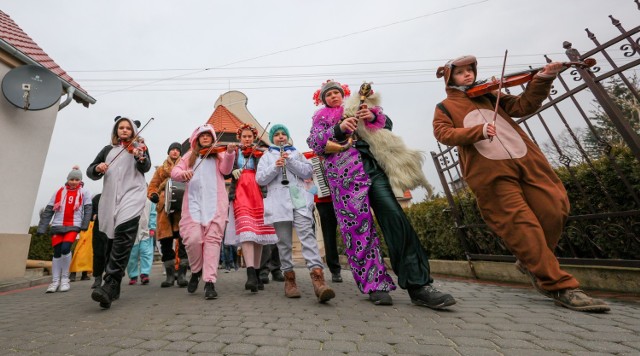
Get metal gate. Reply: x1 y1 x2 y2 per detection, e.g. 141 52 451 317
431 7 640 268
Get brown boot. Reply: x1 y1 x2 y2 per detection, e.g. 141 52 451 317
283 270 301 298
552 288 610 313
310 268 335 303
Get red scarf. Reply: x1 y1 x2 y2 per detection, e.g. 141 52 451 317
53 182 84 212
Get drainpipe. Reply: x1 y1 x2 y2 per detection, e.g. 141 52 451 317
58 86 75 111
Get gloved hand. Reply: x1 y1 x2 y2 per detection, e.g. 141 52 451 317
149 193 159 204
232 169 243 180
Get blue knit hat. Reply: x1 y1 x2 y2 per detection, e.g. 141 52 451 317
269 124 290 143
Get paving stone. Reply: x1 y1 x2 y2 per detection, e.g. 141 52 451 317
0 265 637 356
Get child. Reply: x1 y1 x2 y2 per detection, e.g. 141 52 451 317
226 124 278 292
307 80 455 309
256 124 335 303
432 55 609 312
126 200 156 285
37 166 92 293
87 116 151 309
148 142 189 288
171 124 235 300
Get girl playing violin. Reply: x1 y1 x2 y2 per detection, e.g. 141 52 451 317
87 116 151 309
433 55 609 312
171 124 235 300
225 124 278 293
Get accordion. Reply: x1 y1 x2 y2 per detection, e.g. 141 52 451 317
302 151 331 199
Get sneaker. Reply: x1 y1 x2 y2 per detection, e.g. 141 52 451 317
59 278 71 292
515 260 552 298
331 272 343 283
140 274 150 285
204 282 218 300
408 285 456 310
368 291 393 305
128 278 137 285
552 288 610 312
46 281 60 293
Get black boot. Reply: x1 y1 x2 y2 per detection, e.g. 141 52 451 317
176 260 189 288
94 217 138 309
91 276 118 309
187 271 201 294
80 271 91 280
272 269 285 282
256 268 264 291
245 267 258 293
161 260 176 288
259 268 270 284
91 275 102 289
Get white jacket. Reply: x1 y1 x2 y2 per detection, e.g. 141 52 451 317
256 146 315 224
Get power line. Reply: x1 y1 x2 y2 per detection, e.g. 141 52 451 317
95 0 489 97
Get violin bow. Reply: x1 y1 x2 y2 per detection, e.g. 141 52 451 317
107 117 154 166
241 122 271 170
192 127 226 173
490 50 508 143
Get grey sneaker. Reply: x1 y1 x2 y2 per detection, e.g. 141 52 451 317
552 288 610 312
408 285 456 310
515 260 552 298
368 291 393 305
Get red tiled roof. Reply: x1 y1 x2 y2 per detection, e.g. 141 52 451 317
0 10 91 99
206 105 246 134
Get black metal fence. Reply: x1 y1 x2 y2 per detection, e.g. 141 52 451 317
431 3 640 269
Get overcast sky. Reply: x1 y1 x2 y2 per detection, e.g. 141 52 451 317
1 0 636 225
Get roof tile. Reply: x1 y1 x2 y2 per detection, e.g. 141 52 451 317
0 10 89 97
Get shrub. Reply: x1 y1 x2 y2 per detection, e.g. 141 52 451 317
28 226 53 261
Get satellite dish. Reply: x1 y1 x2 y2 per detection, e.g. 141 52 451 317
2 65 62 110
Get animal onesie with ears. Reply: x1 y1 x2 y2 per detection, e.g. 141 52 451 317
87 117 151 307
170 125 234 286
432 56 578 292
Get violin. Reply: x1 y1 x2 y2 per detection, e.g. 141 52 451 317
239 144 265 158
465 58 597 98
121 138 147 157
198 144 228 157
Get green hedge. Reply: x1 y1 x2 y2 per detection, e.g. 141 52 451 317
27 226 53 261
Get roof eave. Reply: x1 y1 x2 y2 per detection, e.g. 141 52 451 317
0 39 96 107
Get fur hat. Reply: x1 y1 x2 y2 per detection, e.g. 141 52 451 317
436 55 477 85
67 165 82 181
269 124 290 143
167 142 182 155
313 80 351 106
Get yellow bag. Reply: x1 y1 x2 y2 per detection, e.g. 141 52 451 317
69 221 94 273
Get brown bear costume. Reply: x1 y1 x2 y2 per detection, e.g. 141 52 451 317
432 55 579 293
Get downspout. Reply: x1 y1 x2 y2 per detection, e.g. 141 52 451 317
58 86 75 111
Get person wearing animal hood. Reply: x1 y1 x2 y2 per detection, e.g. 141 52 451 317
306 80 455 309
171 124 235 300
432 55 609 312
87 116 151 309
148 142 189 288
